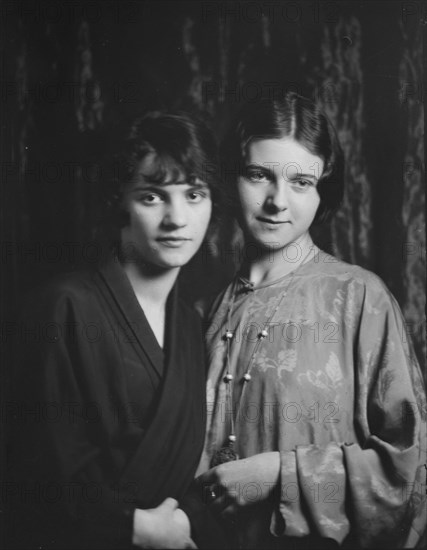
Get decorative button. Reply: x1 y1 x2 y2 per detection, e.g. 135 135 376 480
225 330 233 339
243 373 252 382
228 434 236 442
259 329 268 339
224 373 233 382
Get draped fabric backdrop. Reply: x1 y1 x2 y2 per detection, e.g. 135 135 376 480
2 0 425 366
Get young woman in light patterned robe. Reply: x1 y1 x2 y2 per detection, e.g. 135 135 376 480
197 94 426 549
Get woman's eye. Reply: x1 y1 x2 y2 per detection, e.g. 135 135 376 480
139 193 163 204
187 191 206 203
292 179 314 190
247 170 269 182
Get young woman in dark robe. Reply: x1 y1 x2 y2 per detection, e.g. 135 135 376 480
7 111 226 549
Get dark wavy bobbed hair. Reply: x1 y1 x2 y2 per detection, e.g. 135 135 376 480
221 93 344 225
100 110 221 243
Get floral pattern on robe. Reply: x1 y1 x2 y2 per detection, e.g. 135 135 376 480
197 250 426 548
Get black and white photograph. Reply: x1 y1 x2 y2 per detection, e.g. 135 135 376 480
2 1 426 549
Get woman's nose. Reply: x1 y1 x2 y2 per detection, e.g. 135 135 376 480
265 182 288 212
162 198 188 228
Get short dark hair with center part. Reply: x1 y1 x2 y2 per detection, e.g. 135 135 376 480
222 93 344 224
101 110 221 243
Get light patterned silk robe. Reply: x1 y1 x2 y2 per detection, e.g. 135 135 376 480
198 250 426 549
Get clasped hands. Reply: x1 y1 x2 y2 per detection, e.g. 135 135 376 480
131 452 280 548
196 452 280 518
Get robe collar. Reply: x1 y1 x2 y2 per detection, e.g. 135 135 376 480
96 255 170 379
95 256 203 506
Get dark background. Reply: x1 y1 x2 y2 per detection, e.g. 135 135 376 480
1 0 425 365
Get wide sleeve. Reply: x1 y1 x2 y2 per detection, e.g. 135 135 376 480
7 286 136 549
272 282 426 548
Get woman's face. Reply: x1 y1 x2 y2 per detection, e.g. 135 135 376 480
120 153 212 270
237 137 324 253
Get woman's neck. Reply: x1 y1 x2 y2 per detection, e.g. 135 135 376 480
244 234 316 286
121 261 180 348
122 261 180 308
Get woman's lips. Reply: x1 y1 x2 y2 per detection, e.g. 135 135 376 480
257 217 290 224
156 237 191 248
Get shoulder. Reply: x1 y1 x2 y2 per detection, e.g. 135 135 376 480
312 250 394 301
22 268 101 321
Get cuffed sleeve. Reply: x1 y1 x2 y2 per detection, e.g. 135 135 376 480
273 281 426 548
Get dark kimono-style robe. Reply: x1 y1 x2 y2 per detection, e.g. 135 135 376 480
7 257 221 549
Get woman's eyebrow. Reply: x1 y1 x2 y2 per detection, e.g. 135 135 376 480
189 179 209 188
130 184 163 193
130 179 209 191
244 164 319 182
288 172 319 181
244 163 274 172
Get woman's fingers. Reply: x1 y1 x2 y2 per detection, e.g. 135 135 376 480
159 497 179 510
209 492 228 513
208 483 242 512
196 468 216 486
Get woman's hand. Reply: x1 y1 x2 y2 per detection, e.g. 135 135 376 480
132 498 197 549
196 452 280 515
